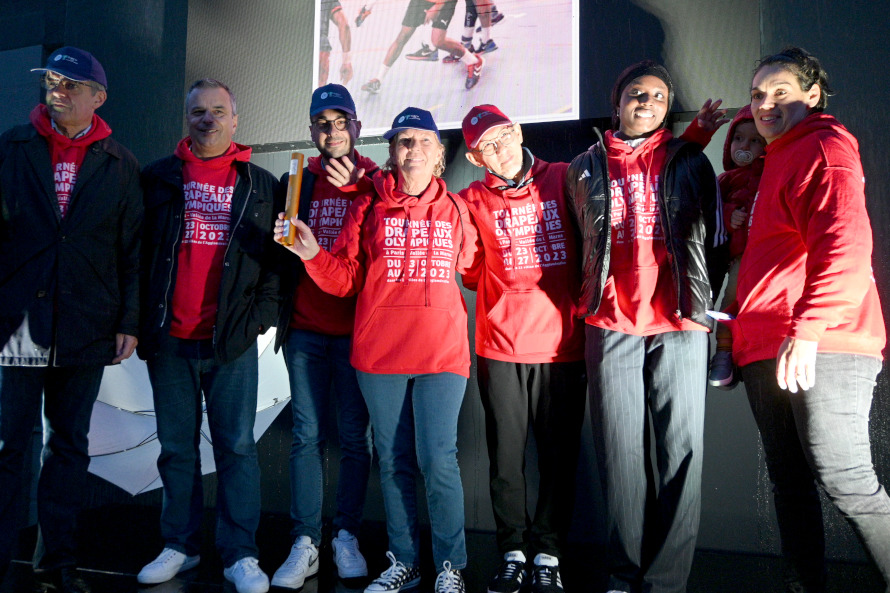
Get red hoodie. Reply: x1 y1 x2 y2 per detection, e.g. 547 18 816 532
169 138 252 339
732 113 885 366
459 155 584 363
30 104 112 217
303 170 479 377
718 105 764 259
589 128 705 335
289 152 378 336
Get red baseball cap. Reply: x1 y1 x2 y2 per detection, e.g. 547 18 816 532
462 104 512 149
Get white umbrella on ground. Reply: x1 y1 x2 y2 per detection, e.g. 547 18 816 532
86 331 291 496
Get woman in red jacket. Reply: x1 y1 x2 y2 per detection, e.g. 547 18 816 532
275 107 477 593
735 47 889 592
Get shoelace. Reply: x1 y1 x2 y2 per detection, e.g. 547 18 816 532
499 560 524 580
535 565 559 587
377 551 409 584
336 535 360 561
236 557 262 575
435 562 463 593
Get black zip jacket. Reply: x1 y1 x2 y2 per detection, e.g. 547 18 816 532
565 135 728 331
0 123 142 366
139 154 282 364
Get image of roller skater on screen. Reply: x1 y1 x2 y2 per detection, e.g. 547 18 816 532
360 0 485 93
318 0 353 86
405 0 503 62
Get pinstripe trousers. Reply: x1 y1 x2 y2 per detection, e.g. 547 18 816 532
585 326 708 593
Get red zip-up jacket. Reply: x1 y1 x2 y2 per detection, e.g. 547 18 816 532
732 113 885 366
460 153 584 363
303 170 478 376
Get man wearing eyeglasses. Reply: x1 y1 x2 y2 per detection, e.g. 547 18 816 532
0 47 142 593
269 83 377 590
458 105 587 593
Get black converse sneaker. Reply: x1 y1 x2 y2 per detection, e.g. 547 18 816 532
487 550 527 593
531 553 563 593
365 551 421 592
435 561 466 593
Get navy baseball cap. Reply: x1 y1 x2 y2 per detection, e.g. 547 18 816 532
310 84 356 117
383 107 440 141
32 47 108 88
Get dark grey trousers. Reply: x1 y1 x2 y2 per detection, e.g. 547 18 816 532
585 326 708 593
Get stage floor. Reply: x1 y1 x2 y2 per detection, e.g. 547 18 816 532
2 504 884 592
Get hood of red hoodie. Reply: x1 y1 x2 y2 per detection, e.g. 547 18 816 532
481 152 548 199
722 104 755 172
373 169 447 209
173 137 252 167
30 104 112 145
765 112 858 156
604 127 672 160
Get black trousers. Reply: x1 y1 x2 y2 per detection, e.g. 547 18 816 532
477 356 587 559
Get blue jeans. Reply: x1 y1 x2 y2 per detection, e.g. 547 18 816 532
146 337 261 566
357 371 467 570
586 327 708 593
0 364 104 573
742 355 890 593
283 329 371 544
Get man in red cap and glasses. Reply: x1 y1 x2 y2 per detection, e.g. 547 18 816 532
459 104 587 593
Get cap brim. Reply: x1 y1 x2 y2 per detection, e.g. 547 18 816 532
30 67 91 83
383 126 440 141
468 119 512 148
310 104 357 118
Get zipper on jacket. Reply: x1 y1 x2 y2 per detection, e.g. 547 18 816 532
213 165 253 347
657 145 683 320
159 189 185 328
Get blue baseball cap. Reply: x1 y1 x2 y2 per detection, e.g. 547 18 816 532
383 107 440 141
310 83 356 117
32 46 108 88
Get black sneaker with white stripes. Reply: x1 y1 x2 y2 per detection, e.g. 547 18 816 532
531 553 563 593
364 552 421 592
487 550 527 593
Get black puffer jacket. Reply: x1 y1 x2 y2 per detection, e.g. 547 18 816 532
565 135 727 331
139 155 282 364
0 123 142 366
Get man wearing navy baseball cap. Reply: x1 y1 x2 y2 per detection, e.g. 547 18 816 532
269 82 378 590
0 46 142 593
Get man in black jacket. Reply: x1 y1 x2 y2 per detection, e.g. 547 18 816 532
0 47 142 593
136 79 280 593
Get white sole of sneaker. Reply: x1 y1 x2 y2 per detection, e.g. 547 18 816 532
270 558 319 589
136 555 200 584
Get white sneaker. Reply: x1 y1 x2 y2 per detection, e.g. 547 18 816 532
332 529 368 578
137 547 200 584
224 556 270 593
271 536 319 589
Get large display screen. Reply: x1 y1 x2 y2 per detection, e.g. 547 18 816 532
312 0 578 135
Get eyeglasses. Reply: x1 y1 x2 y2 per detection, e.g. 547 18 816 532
474 125 516 156
312 117 353 132
41 75 95 95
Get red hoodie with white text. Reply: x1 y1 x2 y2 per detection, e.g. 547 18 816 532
460 155 584 363
732 113 885 366
589 128 706 335
303 170 478 377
